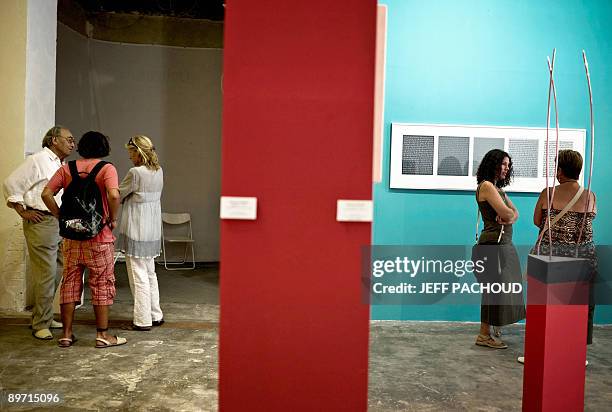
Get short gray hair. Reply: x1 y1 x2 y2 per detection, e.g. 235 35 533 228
42 125 66 148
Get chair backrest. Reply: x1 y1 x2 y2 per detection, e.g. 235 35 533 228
162 212 191 225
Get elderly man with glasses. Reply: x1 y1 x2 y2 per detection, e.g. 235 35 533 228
3 126 75 340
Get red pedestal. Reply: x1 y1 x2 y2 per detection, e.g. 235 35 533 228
522 255 590 412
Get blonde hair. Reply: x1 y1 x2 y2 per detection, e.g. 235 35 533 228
126 135 160 170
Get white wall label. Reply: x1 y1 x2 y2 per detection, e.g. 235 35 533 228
220 196 257 220
336 200 373 222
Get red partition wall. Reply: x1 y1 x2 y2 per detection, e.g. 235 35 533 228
219 1 377 410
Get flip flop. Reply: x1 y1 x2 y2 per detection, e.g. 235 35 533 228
58 335 78 348
95 335 127 348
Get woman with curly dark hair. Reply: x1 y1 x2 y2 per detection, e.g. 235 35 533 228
474 149 526 349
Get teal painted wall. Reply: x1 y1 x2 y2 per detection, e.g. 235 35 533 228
373 0 612 322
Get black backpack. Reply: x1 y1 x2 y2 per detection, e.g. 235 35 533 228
59 160 110 240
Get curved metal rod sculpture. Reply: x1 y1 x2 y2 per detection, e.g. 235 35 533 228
576 50 595 251
536 50 595 257
537 49 558 256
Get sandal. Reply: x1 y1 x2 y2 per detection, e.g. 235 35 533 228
475 334 507 349
95 335 127 348
58 335 78 348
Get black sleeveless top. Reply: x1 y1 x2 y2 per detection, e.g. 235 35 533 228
476 183 513 245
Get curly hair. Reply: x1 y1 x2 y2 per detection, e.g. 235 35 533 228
77 131 111 159
476 149 513 188
126 135 160 171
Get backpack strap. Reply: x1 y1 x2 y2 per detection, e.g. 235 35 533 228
475 183 482 242
68 160 80 180
536 186 584 246
86 161 109 182
67 160 110 181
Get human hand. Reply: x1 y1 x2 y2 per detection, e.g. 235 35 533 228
108 219 118 230
495 215 513 225
20 209 45 223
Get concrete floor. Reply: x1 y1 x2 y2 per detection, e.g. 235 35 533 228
1 264 611 411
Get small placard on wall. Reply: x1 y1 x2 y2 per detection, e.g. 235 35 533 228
220 196 257 220
336 200 373 222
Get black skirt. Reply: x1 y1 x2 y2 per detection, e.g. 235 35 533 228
480 243 526 326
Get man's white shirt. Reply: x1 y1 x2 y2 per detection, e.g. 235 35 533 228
3 147 63 211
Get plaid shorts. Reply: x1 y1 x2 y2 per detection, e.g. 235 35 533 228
60 239 115 306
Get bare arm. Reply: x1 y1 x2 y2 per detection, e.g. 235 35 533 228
107 188 120 230
498 192 519 224
584 191 597 214
533 189 547 227
41 187 60 218
479 181 515 222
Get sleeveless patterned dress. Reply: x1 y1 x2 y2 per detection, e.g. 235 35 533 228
532 208 597 344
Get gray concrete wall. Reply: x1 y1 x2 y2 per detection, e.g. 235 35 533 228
56 23 222 261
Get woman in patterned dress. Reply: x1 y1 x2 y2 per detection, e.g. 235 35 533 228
532 149 597 344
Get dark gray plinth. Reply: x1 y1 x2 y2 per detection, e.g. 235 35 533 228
527 254 590 284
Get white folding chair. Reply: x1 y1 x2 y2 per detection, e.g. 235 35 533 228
161 212 196 270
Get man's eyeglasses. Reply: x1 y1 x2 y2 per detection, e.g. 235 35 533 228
58 135 75 144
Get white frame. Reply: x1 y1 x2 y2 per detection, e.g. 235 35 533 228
389 123 586 192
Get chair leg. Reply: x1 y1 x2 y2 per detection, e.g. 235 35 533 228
163 242 196 271
190 242 195 270
181 243 188 264
163 240 170 271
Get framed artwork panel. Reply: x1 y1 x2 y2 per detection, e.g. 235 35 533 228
389 123 586 192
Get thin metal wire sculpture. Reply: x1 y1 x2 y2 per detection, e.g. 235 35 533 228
576 50 595 253
536 49 558 256
535 49 595 258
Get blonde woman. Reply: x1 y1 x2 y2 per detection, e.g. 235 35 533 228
118 135 164 330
